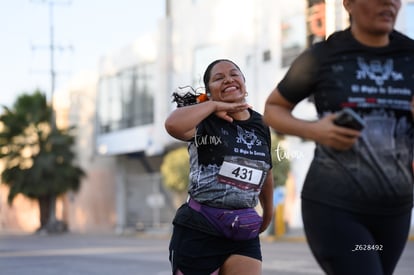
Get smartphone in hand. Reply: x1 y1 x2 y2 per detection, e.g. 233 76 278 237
334 108 365 130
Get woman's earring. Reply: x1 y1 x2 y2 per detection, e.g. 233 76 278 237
245 92 248 97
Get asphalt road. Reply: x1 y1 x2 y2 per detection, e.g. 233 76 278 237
0 231 413 275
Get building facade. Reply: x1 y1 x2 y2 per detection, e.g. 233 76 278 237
2 0 413 233
89 0 414 232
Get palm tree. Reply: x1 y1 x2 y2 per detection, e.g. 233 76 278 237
0 90 85 233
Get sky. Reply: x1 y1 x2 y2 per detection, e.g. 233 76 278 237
0 0 165 109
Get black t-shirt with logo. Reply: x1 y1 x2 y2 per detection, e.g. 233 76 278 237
278 28 414 215
187 108 272 209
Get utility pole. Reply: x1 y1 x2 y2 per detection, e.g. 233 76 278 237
30 0 72 233
31 0 72 117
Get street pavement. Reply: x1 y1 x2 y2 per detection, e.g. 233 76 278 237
0 229 413 275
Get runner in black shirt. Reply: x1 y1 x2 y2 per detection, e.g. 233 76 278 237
264 0 413 274
166 59 274 275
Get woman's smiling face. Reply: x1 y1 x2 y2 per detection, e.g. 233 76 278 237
207 61 247 103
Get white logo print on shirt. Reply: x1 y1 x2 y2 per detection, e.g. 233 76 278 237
356 58 403 85
236 126 262 149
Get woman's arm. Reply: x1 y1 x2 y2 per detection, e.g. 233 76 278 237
263 88 361 151
165 100 250 141
165 101 217 141
259 171 274 233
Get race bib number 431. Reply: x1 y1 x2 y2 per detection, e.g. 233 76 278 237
217 156 267 190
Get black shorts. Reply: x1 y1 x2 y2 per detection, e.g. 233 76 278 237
168 204 262 274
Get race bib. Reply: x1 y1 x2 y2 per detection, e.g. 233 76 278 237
217 156 268 190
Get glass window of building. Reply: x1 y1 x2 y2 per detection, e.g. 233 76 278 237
97 63 155 134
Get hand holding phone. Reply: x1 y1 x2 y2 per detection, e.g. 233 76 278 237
333 108 365 131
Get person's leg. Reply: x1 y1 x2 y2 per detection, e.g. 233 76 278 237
367 211 411 275
169 224 230 274
302 200 384 275
219 254 261 275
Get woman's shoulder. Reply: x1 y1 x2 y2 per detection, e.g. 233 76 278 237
390 30 414 48
247 108 267 124
391 30 414 41
247 109 271 131
315 29 352 49
249 108 262 118
304 29 352 59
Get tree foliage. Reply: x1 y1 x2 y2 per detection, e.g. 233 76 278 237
270 132 290 188
0 90 85 231
160 146 189 193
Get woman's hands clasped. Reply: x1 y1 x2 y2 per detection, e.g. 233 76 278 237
213 101 251 122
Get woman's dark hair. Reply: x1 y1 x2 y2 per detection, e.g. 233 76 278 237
171 85 206 107
202 59 244 95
